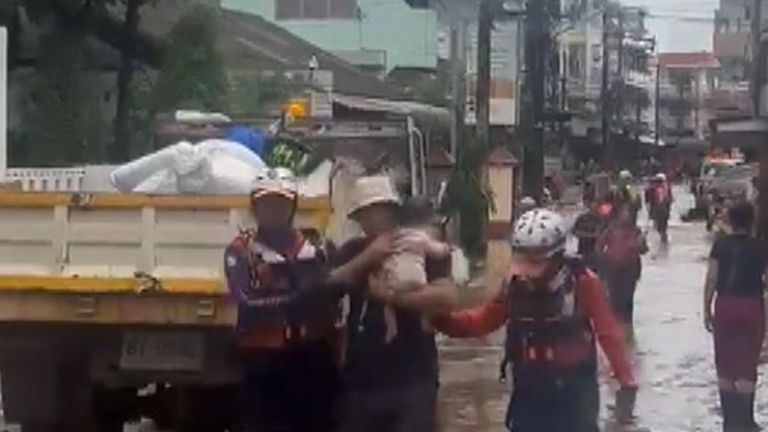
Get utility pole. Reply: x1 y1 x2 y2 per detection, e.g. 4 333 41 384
616 10 624 130
450 21 466 159
522 0 548 201
751 0 768 242
654 40 661 148
476 0 495 154
560 74 567 151
601 9 612 171
0 27 6 183
751 0 763 116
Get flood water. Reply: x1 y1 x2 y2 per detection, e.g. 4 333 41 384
437 187 768 432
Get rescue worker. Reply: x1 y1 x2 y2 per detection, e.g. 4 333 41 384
434 209 637 432
616 170 642 223
596 204 648 327
645 173 673 245
572 198 605 272
704 201 768 431
224 167 340 432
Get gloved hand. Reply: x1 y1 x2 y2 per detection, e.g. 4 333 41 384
615 386 637 424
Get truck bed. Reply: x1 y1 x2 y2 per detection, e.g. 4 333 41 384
0 191 330 325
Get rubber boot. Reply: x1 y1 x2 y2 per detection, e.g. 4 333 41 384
721 391 739 431
735 392 760 431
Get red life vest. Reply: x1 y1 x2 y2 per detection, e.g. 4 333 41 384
600 225 642 270
502 259 596 383
232 229 338 347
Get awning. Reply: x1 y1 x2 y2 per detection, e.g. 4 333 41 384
333 94 451 127
713 117 768 133
711 117 768 150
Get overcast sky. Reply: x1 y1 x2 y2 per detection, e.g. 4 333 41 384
621 0 720 52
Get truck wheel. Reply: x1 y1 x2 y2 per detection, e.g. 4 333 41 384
93 386 140 432
149 385 237 432
1 353 96 432
180 386 239 432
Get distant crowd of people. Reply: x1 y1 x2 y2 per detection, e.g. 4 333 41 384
572 171 672 328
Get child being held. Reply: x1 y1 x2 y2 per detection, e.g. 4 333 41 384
380 196 451 342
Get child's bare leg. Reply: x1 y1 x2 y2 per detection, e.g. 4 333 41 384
384 306 398 343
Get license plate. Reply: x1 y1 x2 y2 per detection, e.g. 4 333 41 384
119 332 204 371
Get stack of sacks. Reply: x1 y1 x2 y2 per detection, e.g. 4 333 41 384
111 140 267 194
110 139 330 197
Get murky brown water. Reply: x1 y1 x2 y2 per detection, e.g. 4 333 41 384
437 188 768 432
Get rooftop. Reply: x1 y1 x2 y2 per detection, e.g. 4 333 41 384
137 1 406 99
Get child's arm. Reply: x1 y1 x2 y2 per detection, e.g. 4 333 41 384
396 230 451 258
424 238 451 257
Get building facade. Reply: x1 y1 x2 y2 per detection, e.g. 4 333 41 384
223 0 439 73
711 0 755 117
560 0 654 163
657 52 720 147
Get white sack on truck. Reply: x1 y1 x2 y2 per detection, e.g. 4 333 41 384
111 142 190 192
133 170 178 193
173 141 212 193
110 139 267 194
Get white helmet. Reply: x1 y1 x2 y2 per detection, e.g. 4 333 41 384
511 209 567 256
518 196 537 214
250 167 298 202
654 172 667 182
619 170 632 179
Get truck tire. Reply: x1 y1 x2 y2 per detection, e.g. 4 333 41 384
0 352 96 432
142 385 237 432
93 386 140 432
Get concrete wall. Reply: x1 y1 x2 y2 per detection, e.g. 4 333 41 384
224 0 438 71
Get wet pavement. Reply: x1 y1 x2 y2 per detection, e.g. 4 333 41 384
437 187 768 432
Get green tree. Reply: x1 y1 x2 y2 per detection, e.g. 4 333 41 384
441 139 494 259
151 6 227 113
13 24 107 166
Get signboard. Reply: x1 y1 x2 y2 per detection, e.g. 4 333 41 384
464 20 521 126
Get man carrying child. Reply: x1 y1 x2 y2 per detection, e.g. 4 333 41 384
331 175 459 432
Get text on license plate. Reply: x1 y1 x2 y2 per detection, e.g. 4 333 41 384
120 332 204 371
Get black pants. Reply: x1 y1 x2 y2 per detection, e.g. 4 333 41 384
241 341 339 432
507 368 599 432
605 266 640 325
339 382 438 432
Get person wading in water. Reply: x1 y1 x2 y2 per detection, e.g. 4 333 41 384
224 168 341 432
434 209 637 432
596 204 648 329
704 201 768 431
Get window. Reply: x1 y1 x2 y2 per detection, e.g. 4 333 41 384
275 0 357 20
568 44 585 80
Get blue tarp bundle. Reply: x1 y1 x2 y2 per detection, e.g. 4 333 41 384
226 126 268 157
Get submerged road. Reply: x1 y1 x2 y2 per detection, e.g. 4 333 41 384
438 187 768 432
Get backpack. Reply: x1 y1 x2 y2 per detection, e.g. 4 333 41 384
599 225 644 270
654 185 671 206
